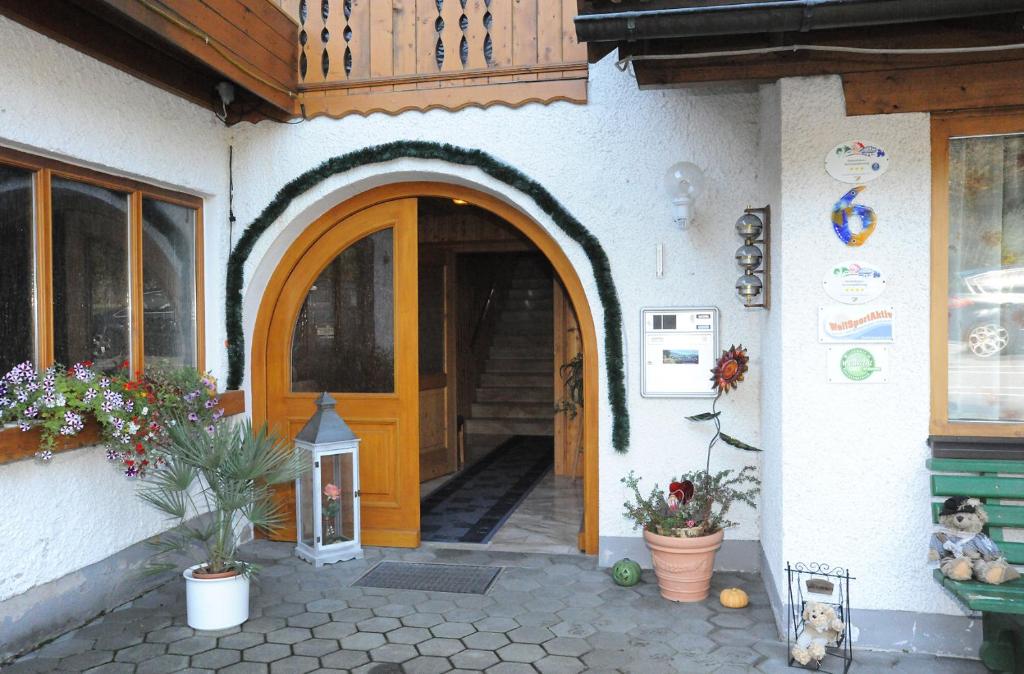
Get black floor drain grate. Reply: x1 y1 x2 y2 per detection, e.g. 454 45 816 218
352 561 502 594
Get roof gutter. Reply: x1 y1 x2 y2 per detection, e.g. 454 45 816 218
574 0 1024 43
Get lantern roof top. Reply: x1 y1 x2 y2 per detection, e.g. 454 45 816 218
295 392 358 444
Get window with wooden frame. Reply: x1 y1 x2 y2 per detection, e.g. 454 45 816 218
932 111 1024 437
0 147 205 378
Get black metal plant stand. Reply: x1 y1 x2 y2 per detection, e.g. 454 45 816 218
786 562 854 673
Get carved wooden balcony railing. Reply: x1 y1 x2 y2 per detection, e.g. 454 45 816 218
276 0 588 117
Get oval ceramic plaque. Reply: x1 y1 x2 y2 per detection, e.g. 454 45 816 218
822 262 886 304
826 140 890 184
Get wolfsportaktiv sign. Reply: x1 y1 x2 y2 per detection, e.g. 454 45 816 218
818 305 894 343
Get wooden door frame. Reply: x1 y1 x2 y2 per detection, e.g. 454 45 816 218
252 182 600 555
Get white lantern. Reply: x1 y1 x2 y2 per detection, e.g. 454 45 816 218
294 392 363 567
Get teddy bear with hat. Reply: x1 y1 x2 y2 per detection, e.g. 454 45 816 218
929 496 1020 585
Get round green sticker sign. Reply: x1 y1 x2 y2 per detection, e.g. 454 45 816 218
840 348 878 381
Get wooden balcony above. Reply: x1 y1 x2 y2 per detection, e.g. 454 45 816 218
277 0 587 118
0 0 300 122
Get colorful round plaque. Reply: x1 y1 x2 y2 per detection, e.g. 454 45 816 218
822 261 886 304
826 140 890 184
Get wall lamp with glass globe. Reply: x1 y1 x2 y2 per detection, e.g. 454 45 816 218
735 206 771 309
664 162 705 230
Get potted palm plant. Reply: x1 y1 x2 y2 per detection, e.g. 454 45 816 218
140 417 308 630
621 345 761 602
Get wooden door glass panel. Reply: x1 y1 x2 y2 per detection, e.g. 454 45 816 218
947 133 1024 423
0 164 35 373
51 177 130 372
418 262 445 376
291 228 395 392
142 198 198 368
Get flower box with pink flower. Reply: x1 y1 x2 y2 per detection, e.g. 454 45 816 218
294 392 363 567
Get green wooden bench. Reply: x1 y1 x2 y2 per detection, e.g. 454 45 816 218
929 458 1024 673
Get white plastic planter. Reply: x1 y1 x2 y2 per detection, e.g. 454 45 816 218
182 564 250 630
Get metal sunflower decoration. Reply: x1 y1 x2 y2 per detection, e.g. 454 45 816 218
688 344 760 474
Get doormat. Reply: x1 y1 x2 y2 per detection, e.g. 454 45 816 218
420 435 553 543
353 561 502 594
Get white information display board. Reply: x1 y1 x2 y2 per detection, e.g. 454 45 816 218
641 307 719 398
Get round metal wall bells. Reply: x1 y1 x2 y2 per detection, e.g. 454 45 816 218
734 208 771 309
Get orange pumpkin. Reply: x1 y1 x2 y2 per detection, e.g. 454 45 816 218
719 587 749 609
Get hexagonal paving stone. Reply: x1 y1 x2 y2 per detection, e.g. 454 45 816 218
497 643 546 663
581 648 632 670
114 642 167 663
264 603 307 618
444 608 487 623
370 643 419 663
292 638 341 656
219 631 266 649
450 649 500 670
269 655 320 673
312 621 357 640
401 655 451 674
463 631 511 650
356 616 403 633
221 662 270 674
416 599 457 613
417 637 466 657
167 635 217 655
287 613 330 629
535 655 587 674
330 608 375 623
347 595 389 609
507 626 554 644
191 648 243 669
146 626 195 643
136 654 191 674
430 621 475 639
242 617 287 634
543 636 591 657
82 663 135 674
486 664 537 674
320 649 371 669
373 603 416 618
710 613 754 629
94 631 145 651
340 631 386 650
401 612 445 628
474 616 519 633
266 627 313 644
243 642 292 663
306 599 348 613
708 644 761 666
386 626 432 644
516 612 561 627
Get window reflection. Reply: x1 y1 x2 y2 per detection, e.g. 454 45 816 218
0 165 35 373
142 199 197 368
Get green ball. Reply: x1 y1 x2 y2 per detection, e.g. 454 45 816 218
612 558 642 587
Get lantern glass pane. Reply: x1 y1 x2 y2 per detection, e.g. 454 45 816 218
323 452 355 545
299 462 314 547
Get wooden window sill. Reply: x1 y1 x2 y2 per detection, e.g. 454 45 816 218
0 390 246 466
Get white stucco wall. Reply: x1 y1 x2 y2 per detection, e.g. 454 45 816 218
763 76 961 621
0 16 231 602
229 59 766 545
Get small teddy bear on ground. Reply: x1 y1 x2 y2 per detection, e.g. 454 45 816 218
791 601 845 666
929 496 1020 585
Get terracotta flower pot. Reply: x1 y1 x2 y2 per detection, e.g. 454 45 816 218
643 528 724 602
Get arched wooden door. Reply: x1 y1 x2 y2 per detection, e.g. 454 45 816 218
265 199 420 548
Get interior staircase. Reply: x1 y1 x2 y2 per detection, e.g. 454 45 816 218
463 257 555 464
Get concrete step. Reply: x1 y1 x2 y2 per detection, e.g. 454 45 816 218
462 433 513 466
509 277 549 290
464 417 554 435
471 402 554 418
480 372 550 387
504 298 553 311
494 321 552 336
475 386 552 402
491 334 553 347
489 345 552 359
507 288 552 300
499 310 552 324
485 358 552 374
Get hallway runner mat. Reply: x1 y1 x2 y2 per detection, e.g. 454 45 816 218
353 561 502 594
420 435 554 543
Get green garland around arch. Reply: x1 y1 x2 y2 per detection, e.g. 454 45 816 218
225 141 630 452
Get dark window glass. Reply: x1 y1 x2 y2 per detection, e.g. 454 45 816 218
52 177 130 372
419 263 445 375
291 229 395 392
142 199 197 368
0 165 35 373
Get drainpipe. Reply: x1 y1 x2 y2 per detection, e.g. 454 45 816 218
574 0 1024 43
